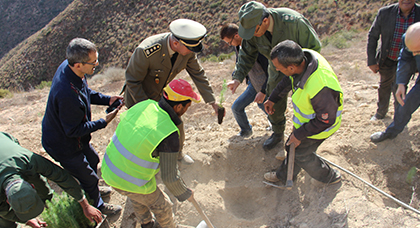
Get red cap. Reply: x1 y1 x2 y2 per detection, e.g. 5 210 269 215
163 79 201 103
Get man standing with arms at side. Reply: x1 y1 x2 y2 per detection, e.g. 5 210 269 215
42 38 122 216
371 22 420 142
0 132 102 228
220 23 270 138
231 1 321 153
102 79 199 228
367 0 419 121
263 40 343 186
124 18 223 164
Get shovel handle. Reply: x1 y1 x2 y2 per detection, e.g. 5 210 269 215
190 197 215 228
286 143 296 189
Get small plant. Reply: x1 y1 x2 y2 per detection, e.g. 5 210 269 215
36 81 52 90
0 89 12 98
41 192 95 228
217 79 227 124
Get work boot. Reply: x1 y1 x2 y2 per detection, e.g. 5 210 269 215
263 133 283 151
370 113 384 121
99 203 122 216
264 172 280 182
370 131 393 143
99 186 112 198
178 154 194 164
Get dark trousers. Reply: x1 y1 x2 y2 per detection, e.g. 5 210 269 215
377 58 398 117
47 143 103 208
275 137 336 183
385 75 420 137
266 68 287 135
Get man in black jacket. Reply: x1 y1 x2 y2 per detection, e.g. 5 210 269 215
367 0 420 120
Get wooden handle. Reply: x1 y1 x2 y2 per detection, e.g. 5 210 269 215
286 143 296 189
190 197 215 228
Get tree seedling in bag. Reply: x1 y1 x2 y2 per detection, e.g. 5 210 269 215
218 80 227 124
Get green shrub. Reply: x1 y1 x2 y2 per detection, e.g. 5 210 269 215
0 89 12 98
323 30 358 49
36 81 52 90
41 192 95 228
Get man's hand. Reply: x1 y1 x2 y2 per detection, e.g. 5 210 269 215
264 100 275 115
105 102 123 124
286 133 301 147
368 64 379 73
211 103 224 116
26 218 47 228
396 84 406 106
109 96 124 106
254 92 266 104
79 197 103 223
227 80 240 94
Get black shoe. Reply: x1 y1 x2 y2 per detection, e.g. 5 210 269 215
370 113 385 121
263 133 283 151
141 219 159 228
370 131 393 143
99 203 122 216
327 169 342 186
237 129 252 138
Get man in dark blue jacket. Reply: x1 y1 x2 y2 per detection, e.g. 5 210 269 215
367 0 420 120
42 38 122 216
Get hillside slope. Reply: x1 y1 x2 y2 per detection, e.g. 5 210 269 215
0 0 393 90
0 0 73 58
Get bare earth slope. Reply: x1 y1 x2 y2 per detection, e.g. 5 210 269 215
1 33 420 227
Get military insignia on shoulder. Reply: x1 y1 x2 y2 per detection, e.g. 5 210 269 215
282 14 296 22
144 44 161 58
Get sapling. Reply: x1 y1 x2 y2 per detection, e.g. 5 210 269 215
218 79 227 124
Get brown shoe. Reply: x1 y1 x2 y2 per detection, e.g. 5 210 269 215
99 186 112 198
264 172 280 182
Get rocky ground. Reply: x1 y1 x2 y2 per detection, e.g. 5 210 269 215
1 32 420 227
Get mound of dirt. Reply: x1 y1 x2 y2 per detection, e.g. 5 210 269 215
1 32 420 227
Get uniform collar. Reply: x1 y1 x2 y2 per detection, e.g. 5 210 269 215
267 15 274 33
167 36 176 57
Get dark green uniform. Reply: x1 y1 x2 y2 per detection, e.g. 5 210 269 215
233 8 321 134
0 132 84 227
124 33 215 108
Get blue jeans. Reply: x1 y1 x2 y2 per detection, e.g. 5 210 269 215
385 75 420 137
231 83 267 132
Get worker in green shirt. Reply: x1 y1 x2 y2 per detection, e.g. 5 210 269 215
231 1 321 156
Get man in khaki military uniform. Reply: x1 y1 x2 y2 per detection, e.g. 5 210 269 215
124 19 222 164
231 1 321 156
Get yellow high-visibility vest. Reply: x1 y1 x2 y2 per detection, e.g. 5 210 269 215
101 99 178 194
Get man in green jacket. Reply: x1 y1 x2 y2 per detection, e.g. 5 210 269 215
124 18 223 164
0 132 102 228
102 79 200 228
232 1 321 153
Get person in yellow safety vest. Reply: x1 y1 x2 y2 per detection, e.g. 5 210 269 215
263 40 343 185
101 79 200 228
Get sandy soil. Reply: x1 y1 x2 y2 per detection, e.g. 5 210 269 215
1 32 420 227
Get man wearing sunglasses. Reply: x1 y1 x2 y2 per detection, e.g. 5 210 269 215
233 1 321 154
123 18 223 164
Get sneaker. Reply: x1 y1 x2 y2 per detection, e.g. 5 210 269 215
263 133 283 151
99 186 112 198
275 150 285 160
99 203 122 216
327 169 342 186
178 154 194 164
236 130 252 138
370 113 384 121
264 172 280 182
370 131 393 143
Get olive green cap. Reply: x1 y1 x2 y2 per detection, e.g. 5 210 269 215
170 19 207 52
238 1 265 40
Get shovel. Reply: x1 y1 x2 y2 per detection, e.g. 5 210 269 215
190 197 215 228
263 143 296 190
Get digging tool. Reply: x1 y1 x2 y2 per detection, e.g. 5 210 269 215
263 143 296 190
190 197 215 228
